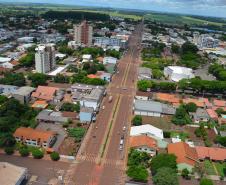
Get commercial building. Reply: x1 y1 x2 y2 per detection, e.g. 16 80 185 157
71 83 105 111
94 37 127 48
197 34 219 49
164 66 194 82
103 57 117 65
74 21 93 46
0 162 28 185
14 127 56 148
35 44 56 73
79 107 94 123
12 86 36 104
133 99 176 117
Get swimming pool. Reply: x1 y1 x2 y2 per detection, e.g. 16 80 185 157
222 115 226 119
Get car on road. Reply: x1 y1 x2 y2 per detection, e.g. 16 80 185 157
122 87 127 90
123 126 126 131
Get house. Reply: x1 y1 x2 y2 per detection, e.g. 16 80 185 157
36 109 69 124
164 66 194 82
130 135 158 156
71 83 105 111
14 127 56 148
97 71 112 82
103 57 117 65
0 84 18 95
31 86 59 102
82 54 92 63
183 98 205 108
138 67 152 80
31 100 49 109
195 146 226 162
135 91 151 101
12 86 36 104
168 142 199 172
0 162 28 185
79 106 94 123
130 124 164 139
133 99 176 117
62 111 78 120
189 108 210 123
206 109 218 121
213 99 226 108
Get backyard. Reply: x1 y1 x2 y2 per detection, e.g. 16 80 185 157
204 160 226 177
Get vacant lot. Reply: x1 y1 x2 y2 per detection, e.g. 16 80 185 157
142 115 173 130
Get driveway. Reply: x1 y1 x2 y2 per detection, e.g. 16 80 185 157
36 123 67 151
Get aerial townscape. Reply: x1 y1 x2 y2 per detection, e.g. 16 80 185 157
0 1 226 185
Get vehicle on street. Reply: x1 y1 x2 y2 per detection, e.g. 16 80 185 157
108 96 113 103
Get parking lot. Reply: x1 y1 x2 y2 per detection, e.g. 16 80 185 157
0 154 70 185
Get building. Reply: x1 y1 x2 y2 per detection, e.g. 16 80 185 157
82 54 92 63
94 37 126 48
32 100 49 109
14 127 56 148
103 57 117 65
12 86 36 104
189 108 210 124
155 93 180 106
31 86 59 102
206 109 218 121
130 135 158 156
74 21 93 46
71 83 105 111
130 124 164 139
133 99 176 117
0 84 18 95
35 44 56 73
198 34 219 48
168 142 199 172
164 66 194 82
0 162 28 185
36 109 69 124
138 67 152 80
79 106 94 123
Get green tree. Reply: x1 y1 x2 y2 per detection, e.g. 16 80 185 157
181 168 190 179
19 147 30 157
137 80 152 91
128 149 150 168
126 165 148 182
19 52 35 67
152 69 163 79
0 73 25 86
61 102 80 113
4 147 14 155
171 44 180 54
53 74 70 83
132 115 142 126
150 153 177 175
185 102 197 112
50 151 60 161
200 178 213 185
32 149 44 159
153 167 179 185
28 73 48 87
181 42 198 55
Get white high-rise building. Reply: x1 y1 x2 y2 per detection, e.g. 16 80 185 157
74 21 93 46
35 44 56 73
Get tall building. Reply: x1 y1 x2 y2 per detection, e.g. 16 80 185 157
35 44 56 73
197 34 219 49
74 21 93 46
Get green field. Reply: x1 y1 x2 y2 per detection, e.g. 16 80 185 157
144 13 225 26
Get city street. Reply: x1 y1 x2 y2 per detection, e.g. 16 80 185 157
65 22 143 185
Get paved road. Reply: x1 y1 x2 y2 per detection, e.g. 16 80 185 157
65 22 143 185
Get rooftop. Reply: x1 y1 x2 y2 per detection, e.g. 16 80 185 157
32 86 59 101
13 86 35 96
130 135 158 149
0 162 27 185
196 146 226 161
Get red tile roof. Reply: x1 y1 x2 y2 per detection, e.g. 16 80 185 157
156 93 180 104
168 142 198 166
31 100 48 109
130 135 158 150
183 98 205 107
213 99 226 107
87 74 100 79
206 109 218 120
14 127 56 143
196 146 226 161
32 86 59 101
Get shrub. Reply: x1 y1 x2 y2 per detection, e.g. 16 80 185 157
50 152 60 161
4 147 14 155
163 131 171 138
19 147 30 157
200 178 213 185
181 168 190 179
126 165 148 182
132 115 142 126
32 149 44 159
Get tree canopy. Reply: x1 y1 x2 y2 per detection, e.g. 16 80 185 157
153 167 179 185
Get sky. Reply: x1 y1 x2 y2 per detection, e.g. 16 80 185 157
2 0 226 18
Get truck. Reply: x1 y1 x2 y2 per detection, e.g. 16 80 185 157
108 96 113 103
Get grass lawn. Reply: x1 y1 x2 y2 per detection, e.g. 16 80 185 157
170 131 189 141
142 115 172 130
214 162 226 177
204 160 217 175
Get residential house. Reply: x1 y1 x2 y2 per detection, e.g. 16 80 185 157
213 99 226 108
97 71 112 82
155 93 180 107
133 99 176 117
79 107 94 123
36 109 69 124
82 54 92 63
135 91 151 101
189 108 210 123
31 86 59 102
31 100 49 109
138 67 152 80
130 135 158 156
168 142 198 172
206 109 218 121
14 127 56 148
12 86 36 104
0 84 18 95
183 98 205 108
